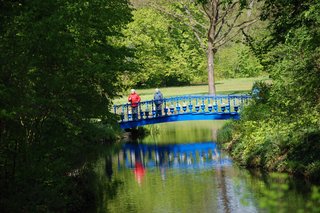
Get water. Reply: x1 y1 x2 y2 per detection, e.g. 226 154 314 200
100 121 317 213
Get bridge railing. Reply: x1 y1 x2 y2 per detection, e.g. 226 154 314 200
113 95 251 122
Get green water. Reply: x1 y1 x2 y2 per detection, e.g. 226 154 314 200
98 121 318 213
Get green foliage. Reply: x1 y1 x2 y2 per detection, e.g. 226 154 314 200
236 47 264 77
305 186 320 213
221 0 320 180
258 173 290 213
250 81 271 104
215 43 264 79
125 1 263 87
0 0 132 211
217 121 236 144
123 7 206 87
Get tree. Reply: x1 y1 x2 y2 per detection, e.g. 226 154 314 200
123 7 206 87
143 0 259 94
0 0 133 211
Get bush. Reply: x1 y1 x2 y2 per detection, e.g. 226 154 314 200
217 121 236 144
250 81 271 104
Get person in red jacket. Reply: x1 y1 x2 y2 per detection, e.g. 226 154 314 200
128 89 141 120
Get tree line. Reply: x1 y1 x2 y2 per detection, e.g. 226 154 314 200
218 0 320 182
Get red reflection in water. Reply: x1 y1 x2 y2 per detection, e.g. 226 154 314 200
134 162 145 185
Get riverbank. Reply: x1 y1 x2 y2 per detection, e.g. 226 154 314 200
216 89 320 182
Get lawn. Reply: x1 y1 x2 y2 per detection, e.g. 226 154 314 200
113 76 270 105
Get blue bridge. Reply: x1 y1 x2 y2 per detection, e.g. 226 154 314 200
114 95 251 129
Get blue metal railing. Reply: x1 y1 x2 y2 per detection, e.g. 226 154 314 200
114 95 251 123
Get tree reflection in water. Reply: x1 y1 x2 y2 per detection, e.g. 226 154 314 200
103 122 316 212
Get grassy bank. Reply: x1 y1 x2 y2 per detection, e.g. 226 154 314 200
216 83 320 182
113 76 269 105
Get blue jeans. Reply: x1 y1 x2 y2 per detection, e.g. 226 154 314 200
132 107 138 120
156 104 162 117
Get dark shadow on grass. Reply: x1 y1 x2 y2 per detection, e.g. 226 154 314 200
218 90 250 95
196 90 250 95
191 82 224 86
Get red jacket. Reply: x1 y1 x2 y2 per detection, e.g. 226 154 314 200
128 92 141 107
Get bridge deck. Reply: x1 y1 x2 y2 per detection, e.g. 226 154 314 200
114 95 251 129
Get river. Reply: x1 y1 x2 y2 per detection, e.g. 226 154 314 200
96 121 317 213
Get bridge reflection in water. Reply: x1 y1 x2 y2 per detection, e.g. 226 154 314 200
111 142 262 212
117 142 232 172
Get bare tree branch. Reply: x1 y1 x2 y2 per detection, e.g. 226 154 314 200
233 18 256 28
213 11 242 46
215 1 238 27
216 19 258 48
183 5 207 30
202 3 211 19
199 4 209 17
150 3 206 31
207 0 219 43
213 1 238 41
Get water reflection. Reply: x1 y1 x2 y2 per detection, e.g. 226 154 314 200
119 142 232 172
107 141 260 213
104 141 315 213
134 161 145 185
117 142 253 212
123 142 250 213
103 122 314 213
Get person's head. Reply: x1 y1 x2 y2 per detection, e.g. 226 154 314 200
155 88 159 93
131 89 135 94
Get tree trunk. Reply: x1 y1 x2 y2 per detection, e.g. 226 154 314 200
206 0 218 95
207 41 216 95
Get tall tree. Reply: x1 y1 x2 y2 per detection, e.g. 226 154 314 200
140 0 258 94
197 0 257 94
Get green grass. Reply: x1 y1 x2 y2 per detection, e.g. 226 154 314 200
113 76 270 105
